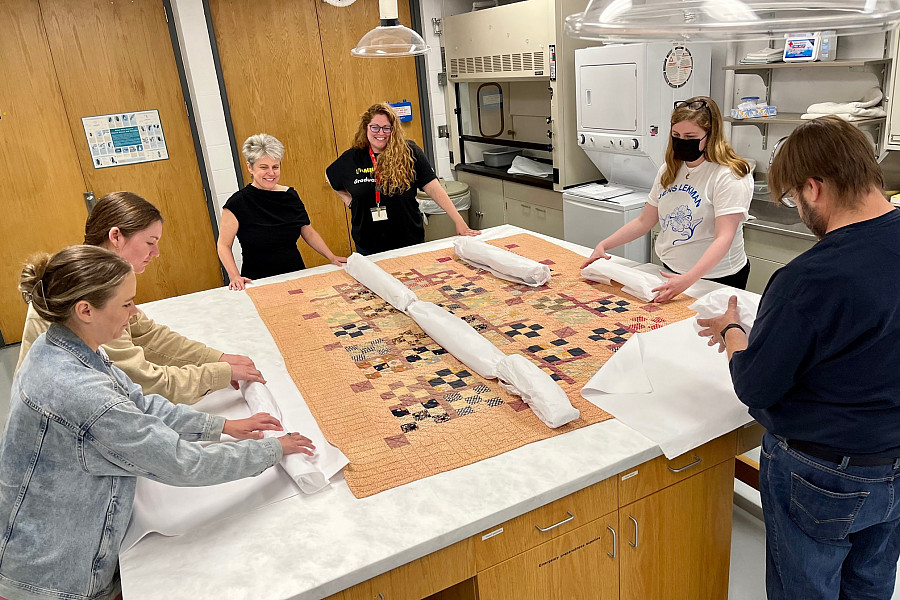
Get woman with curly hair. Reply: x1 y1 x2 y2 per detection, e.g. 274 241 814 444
581 96 753 302
326 103 479 255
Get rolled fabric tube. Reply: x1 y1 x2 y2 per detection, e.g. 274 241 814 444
580 261 663 302
453 238 551 287
240 381 328 494
496 354 580 428
345 253 418 313
405 301 505 379
689 288 760 336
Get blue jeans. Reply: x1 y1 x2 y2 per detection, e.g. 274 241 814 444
759 431 900 599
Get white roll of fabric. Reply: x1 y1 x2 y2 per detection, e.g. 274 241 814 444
453 238 551 287
405 301 505 378
496 354 580 428
580 261 662 302
345 253 418 313
240 382 328 494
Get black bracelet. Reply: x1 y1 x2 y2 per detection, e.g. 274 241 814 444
720 323 746 346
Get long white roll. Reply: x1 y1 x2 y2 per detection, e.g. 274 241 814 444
496 354 580 428
580 261 663 302
405 301 505 379
454 238 551 287
345 253 418 312
240 382 328 494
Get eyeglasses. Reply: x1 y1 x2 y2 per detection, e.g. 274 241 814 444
674 99 713 124
368 125 393 134
778 177 822 208
674 100 709 111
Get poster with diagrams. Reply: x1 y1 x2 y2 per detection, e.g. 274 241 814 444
81 109 169 169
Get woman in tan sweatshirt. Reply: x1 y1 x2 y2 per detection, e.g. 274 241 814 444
16 191 264 404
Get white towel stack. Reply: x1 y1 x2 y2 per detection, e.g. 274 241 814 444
801 87 886 121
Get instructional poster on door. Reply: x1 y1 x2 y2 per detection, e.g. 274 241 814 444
81 109 169 168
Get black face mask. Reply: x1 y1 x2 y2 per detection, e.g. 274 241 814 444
671 134 707 162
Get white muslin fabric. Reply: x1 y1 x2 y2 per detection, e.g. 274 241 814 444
345 253 417 312
241 382 330 494
453 238 551 287
496 354 580 428
581 319 752 458
806 87 883 115
689 288 761 336
581 261 663 302
405 301 506 378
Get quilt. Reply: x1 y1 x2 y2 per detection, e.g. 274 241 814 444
247 234 696 497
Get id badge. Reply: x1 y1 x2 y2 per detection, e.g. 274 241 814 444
371 206 388 222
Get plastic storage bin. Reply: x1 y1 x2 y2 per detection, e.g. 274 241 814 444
417 179 471 241
483 147 522 168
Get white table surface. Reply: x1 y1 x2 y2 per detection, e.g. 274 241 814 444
119 225 723 600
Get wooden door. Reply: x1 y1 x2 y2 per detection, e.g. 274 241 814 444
0 1 90 343
476 514 620 600
40 0 223 304
619 460 734 600
317 0 425 151
209 0 353 267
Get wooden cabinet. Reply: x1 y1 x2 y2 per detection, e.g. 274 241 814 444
327 434 736 600
618 460 734 600
477 513 620 600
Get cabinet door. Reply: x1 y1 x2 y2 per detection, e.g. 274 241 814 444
457 171 506 229
619 460 734 600
506 199 563 238
746 255 782 294
477 514 619 600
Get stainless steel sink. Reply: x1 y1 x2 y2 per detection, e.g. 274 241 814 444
749 197 803 226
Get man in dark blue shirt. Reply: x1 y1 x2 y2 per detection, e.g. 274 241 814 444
698 116 900 600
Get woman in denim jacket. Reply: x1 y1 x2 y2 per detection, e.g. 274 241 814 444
0 246 315 600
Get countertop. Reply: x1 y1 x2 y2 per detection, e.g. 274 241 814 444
118 226 724 600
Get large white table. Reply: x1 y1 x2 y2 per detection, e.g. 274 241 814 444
119 226 724 600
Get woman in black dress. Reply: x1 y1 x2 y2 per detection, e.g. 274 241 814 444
326 103 479 255
217 134 346 290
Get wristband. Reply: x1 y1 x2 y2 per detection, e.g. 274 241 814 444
719 323 746 345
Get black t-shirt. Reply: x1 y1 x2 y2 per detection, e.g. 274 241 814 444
223 184 310 280
326 141 437 253
731 209 900 457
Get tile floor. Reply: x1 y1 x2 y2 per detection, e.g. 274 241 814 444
1 342 898 599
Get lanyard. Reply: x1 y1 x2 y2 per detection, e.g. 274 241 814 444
368 147 381 208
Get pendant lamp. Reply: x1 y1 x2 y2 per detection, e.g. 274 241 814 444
565 0 900 42
351 0 430 57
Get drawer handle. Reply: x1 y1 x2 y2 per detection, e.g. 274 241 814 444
667 454 702 473
535 511 575 532
378 594 385 600
628 516 638 548
607 525 617 558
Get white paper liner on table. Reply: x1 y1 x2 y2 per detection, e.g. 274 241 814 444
581 319 752 458
345 253 417 312
453 238 551 287
121 385 349 552
241 381 333 494
581 261 662 302
349 254 579 428
689 288 761 336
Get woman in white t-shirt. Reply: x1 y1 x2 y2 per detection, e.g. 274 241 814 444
582 96 753 302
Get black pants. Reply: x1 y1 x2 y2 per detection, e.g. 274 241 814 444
663 259 751 290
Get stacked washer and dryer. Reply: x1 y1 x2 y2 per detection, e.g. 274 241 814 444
563 43 712 263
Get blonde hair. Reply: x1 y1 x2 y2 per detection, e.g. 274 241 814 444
768 116 883 210
352 103 415 195
84 191 162 246
19 246 133 323
661 96 751 189
242 133 285 164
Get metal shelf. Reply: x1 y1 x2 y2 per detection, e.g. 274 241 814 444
722 59 890 72
726 114 886 126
